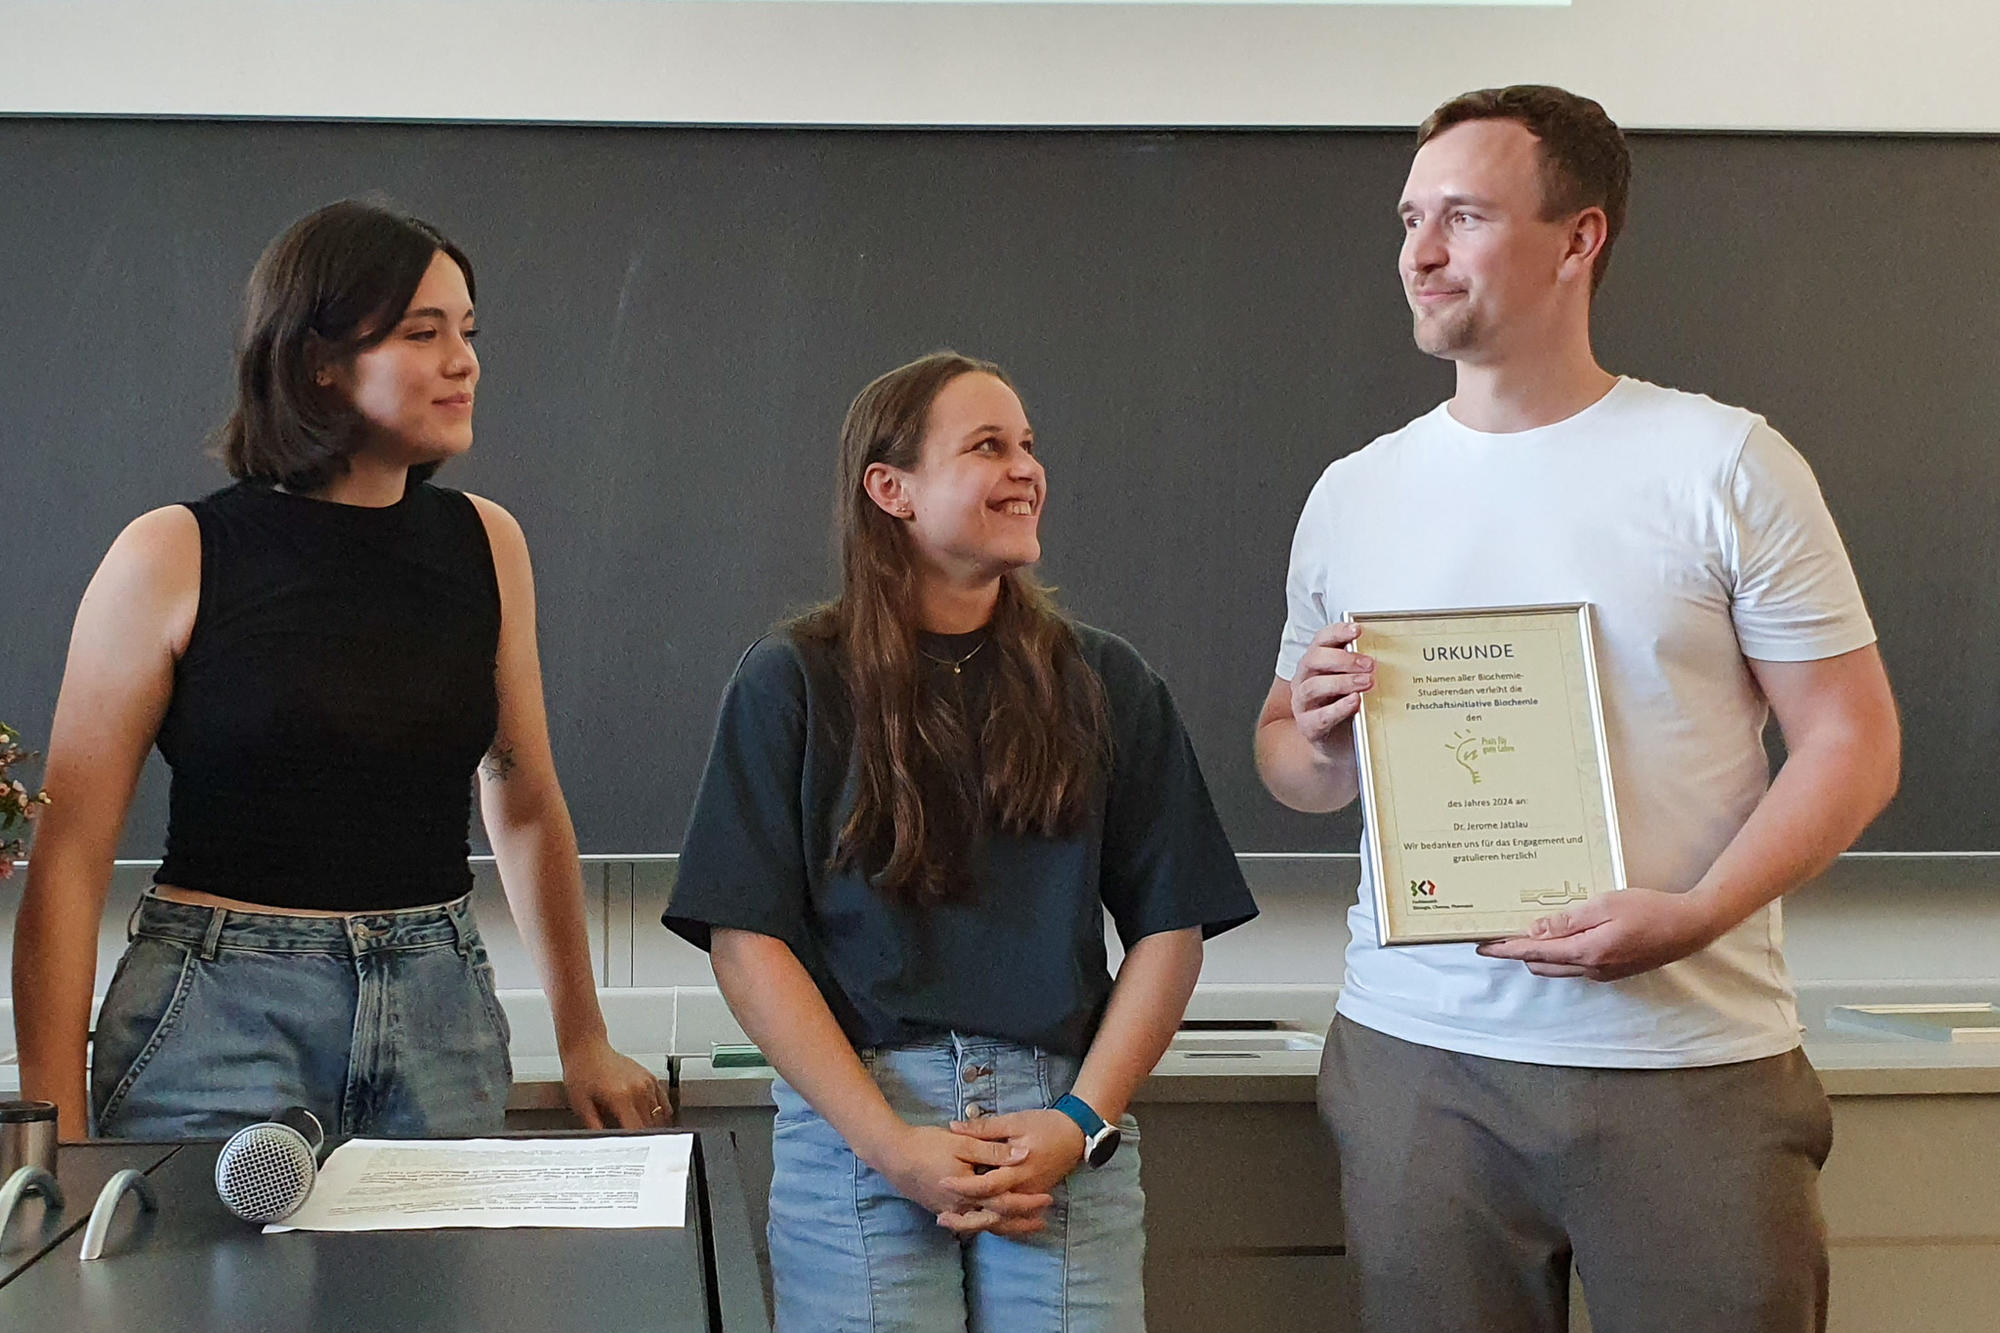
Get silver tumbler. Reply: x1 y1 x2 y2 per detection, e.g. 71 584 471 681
0 1100 60 1181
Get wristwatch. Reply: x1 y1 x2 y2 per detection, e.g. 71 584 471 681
1050 1093 1122 1168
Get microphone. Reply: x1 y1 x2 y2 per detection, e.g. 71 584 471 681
214 1107 325 1223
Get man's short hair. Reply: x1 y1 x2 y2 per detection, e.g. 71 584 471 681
1419 85 1630 292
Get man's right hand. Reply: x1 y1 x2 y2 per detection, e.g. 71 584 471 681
1289 621 1374 747
871 1123 1052 1237
1255 622 1372 814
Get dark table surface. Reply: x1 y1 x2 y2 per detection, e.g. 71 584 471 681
0 1130 768 1333
0 1139 179 1286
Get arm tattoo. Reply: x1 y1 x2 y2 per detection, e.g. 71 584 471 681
481 742 518 782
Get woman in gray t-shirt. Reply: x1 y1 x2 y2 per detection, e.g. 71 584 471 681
665 351 1254 1332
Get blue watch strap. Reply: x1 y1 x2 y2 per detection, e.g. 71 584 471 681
1050 1093 1107 1138
1051 1093 1121 1168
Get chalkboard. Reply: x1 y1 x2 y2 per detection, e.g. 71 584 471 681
2 120 1994 856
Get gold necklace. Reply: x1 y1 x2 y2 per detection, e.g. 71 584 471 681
919 638 988 675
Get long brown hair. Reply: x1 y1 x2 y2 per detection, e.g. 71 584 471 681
796 352 1110 907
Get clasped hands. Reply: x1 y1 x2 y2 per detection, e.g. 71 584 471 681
877 1110 1087 1238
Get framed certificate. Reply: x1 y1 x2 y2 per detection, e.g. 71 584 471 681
1349 603 1626 946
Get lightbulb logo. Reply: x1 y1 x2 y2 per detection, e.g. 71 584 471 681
1448 728 1515 784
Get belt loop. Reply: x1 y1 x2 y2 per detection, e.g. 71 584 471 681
198 906 227 962
124 892 146 943
447 896 474 957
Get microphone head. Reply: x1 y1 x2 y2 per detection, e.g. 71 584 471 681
215 1111 322 1223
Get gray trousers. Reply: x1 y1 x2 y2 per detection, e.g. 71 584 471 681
1320 1016 1834 1333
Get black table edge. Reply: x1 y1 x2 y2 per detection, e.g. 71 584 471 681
693 1132 771 1330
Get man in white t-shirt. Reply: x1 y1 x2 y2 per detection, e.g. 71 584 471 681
1255 86 1900 1333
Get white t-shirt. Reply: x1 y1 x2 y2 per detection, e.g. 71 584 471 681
1276 376 1877 1068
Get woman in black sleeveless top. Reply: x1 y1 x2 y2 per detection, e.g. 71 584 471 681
13 202 662 1141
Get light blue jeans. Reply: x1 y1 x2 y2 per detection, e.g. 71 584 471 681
769 1033 1147 1333
90 891 513 1140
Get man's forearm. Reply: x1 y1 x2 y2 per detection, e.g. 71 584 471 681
1255 718 1360 814
1687 732 1898 931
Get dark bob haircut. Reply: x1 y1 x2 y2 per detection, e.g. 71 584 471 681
215 200 474 493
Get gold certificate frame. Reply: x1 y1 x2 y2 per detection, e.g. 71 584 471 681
1349 603 1627 946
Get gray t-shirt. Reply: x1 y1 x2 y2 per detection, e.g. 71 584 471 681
663 621 1255 1057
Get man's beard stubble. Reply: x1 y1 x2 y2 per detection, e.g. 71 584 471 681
1411 301 1479 358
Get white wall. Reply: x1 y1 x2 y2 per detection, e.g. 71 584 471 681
5 0 1997 131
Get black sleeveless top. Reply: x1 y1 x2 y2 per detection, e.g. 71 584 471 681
154 481 501 910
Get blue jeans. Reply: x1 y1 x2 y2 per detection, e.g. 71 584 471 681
769 1034 1147 1333
90 891 513 1140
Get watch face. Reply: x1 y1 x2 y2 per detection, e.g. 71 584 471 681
1086 1126 1122 1169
